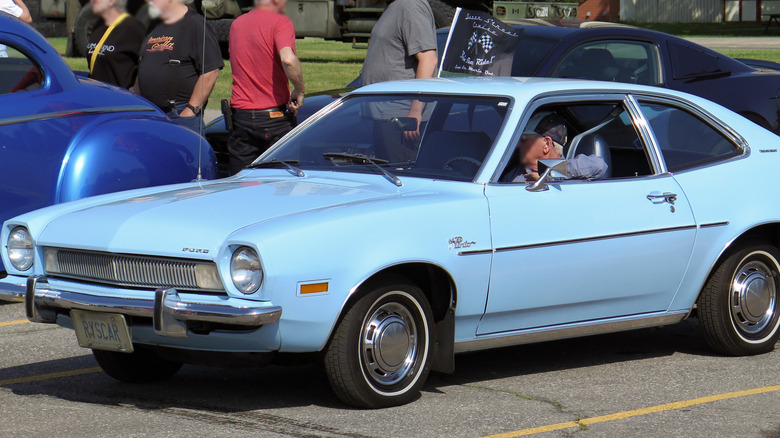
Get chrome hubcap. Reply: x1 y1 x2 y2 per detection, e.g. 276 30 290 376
730 260 778 335
361 302 418 386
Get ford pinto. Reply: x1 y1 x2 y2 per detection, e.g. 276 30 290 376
2 77 779 408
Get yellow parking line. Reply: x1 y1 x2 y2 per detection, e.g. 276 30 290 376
0 367 102 387
0 319 29 327
483 384 780 438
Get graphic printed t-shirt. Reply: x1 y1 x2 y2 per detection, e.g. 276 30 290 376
137 7 224 109
229 9 296 110
86 16 146 89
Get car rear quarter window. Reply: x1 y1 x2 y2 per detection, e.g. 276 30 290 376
551 40 662 86
639 102 740 171
669 42 739 80
0 43 43 94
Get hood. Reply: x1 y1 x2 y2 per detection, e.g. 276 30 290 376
37 171 425 258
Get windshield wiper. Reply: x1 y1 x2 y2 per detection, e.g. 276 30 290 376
322 153 402 187
248 158 305 177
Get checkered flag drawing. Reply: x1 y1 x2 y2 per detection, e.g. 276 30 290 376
478 33 494 53
467 32 478 50
440 8 522 77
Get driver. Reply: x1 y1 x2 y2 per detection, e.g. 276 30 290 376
503 114 608 183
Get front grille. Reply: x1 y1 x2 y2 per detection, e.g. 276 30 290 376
46 248 223 293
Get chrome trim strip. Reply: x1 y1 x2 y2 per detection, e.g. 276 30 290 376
457 249 494 256
699 221 730 229
25 276 282 337
625 94 666 174
0 105 156 127
455 312 688 353
494 225 697 253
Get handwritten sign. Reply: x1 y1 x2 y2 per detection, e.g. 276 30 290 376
439 8 522 77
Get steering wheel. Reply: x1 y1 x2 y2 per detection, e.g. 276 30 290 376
443 156 483 173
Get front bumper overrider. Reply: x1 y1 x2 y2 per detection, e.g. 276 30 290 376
24 276 282 338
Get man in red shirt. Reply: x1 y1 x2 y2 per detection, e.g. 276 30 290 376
227 0 304 174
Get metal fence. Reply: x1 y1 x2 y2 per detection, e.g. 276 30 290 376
620 0 723 22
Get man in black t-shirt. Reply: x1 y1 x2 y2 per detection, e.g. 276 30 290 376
133 0 223 133
86 0 145 89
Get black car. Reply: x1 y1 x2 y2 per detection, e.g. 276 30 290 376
206 23 780 156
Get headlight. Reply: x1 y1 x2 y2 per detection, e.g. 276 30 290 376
7 227 34 271
230 247 263 294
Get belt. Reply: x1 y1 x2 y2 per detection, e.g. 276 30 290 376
232 105 287 116
159 101 187 113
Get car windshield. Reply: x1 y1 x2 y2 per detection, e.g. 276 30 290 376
261 94 511 182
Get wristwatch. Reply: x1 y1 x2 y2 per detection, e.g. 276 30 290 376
185 103 202 115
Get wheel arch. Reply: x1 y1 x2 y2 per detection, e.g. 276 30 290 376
696 222 780 303
333 262 458 374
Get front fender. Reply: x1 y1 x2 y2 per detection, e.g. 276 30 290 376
57 117 217 203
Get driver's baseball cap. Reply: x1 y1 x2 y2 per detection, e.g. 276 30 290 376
523 113 568 145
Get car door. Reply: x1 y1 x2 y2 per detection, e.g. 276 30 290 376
477 95 697 335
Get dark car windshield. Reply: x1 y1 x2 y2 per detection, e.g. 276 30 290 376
261 94 510 182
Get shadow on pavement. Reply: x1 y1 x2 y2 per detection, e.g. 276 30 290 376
5 317 718 418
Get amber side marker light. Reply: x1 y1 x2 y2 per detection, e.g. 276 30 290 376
300 282 329 295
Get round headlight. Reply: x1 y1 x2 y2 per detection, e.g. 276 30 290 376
230 247 263 294
8 227 34 271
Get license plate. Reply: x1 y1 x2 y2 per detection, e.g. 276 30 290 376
70 310 134 353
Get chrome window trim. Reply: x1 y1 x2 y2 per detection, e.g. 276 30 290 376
629 93 749 173
624 94 666 174
0 106 155 127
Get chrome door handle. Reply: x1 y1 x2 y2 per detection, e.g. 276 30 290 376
647 192 677 204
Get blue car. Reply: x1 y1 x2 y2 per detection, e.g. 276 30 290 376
3 77 779 408
0 15 217 279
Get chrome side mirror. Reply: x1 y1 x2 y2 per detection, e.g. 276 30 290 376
526 159 568 192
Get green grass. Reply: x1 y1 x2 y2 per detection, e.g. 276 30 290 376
630 21 780 37
48 37 365 110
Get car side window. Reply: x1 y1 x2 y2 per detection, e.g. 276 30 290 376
498 100 654 183
638 102 740 172
551 40 661 86
0 43 43 95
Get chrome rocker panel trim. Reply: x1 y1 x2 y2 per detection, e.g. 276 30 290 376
455 312 688 353
25 276 282 338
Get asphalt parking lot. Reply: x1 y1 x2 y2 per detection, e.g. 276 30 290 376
1 300 778 437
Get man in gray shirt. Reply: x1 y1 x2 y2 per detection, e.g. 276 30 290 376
362 0 438 162
503 114 608 183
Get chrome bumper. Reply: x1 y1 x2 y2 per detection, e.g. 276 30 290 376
0 276 25 302
25 276 282 338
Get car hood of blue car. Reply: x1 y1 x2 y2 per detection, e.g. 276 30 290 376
34 170 433 257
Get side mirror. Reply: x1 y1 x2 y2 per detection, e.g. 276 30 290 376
526 159 568 192
388 117 418 131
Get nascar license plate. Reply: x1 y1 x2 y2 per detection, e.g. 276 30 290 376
70 310 134 353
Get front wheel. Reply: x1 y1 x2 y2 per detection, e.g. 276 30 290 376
325 279 433 408
698 243 780 355
93 346 182 383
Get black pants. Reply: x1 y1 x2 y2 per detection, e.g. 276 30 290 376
227 108 297 175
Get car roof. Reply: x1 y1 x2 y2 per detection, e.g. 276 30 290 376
355 76 687 101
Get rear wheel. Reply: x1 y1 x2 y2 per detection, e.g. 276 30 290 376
428 0 455 27
93 346 182 383
73 4 97 58
698 243 780 355
324 278 433 408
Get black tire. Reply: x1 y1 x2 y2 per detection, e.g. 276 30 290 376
93 346 183 383
428 0 455 28
73 4 98 58
698 242 780 356
324 277 433 408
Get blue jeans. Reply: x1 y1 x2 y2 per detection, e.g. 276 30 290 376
166 102 205 134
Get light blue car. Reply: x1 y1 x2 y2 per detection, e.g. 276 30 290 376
2 78 779 408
